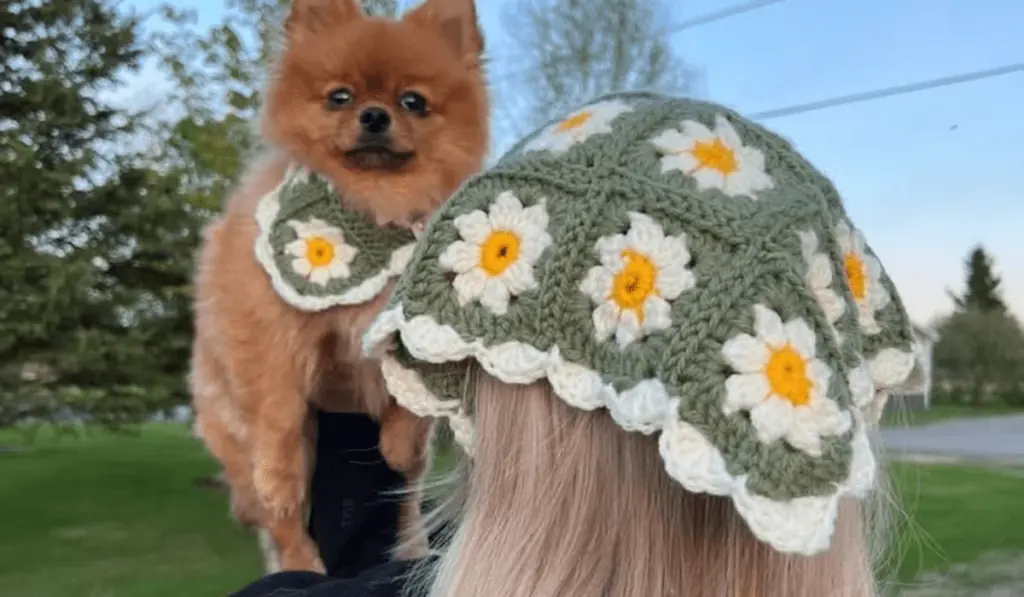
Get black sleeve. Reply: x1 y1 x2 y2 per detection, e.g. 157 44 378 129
228 412 437 597
307 411 408 578
229 559 428 597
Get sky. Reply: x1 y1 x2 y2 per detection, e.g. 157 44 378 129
121 0 1024 325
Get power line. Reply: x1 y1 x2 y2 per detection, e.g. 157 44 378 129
662 0 786 36
751 62 1024 120
488 0 785 89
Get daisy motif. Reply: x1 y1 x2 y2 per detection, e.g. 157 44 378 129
720 305 852 457
835 221 890 334
797 230 846 332
651 113 774 198
439 191 552 315
285 218 357 286
580 212 696 347
523 99 633 155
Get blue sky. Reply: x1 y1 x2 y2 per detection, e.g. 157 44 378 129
122 0 1024 324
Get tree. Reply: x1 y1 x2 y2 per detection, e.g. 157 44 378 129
932 245 1024 406
932 309 1024 406
0 0 213 430
150 0 403 214
493 0 699 142
0 1 139 425
949 245 1007 313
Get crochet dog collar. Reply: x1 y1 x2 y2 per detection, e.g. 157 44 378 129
363 92 917 556
254 167 418 311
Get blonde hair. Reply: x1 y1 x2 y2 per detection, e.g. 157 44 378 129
416 366 892 597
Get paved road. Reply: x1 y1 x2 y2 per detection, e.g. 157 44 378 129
881 414 1024 463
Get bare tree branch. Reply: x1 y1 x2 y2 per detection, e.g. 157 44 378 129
494 0 698 141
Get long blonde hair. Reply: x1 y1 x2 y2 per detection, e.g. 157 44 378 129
418 366 891 597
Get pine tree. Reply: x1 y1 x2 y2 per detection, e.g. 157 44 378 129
935 245 1024 406
950 245 1007 313
0 0 194 428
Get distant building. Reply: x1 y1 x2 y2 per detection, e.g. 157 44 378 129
885 324 937 412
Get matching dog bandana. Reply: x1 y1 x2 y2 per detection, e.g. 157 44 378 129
363 92 919 557
254 167 417 311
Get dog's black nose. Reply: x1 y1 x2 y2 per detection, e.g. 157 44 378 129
359 107 391 134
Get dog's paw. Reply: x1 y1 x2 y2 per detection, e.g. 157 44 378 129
278 540 326 573
380 427 427 475
229 489 264 527
252 465 304 519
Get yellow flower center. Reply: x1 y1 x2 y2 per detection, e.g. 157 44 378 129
690 138 738 175
556 111 592 132
479 230 521 276
843 252 867 301
763 345 812 406
305 237 335 268
611 249 657 319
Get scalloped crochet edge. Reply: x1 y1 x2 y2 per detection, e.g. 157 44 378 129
253 180 417 312
363 304 895 556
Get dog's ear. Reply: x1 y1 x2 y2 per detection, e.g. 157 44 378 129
286 0 364 41
405 0 484 64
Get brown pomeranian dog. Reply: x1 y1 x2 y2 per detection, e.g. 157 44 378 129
189 0 487 573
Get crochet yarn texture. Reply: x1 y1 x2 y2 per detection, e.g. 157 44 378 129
363 92 918 556
254 167 417 311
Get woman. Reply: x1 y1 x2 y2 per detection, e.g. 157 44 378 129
232 92 920 597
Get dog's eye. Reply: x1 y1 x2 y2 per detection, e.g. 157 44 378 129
398 91 429 116
325 87 353 109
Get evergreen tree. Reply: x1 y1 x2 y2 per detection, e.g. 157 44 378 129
950 245 1007 313
0 0 195 427
934 246 1024 406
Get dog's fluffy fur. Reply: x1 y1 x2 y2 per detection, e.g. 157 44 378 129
190 0 488 572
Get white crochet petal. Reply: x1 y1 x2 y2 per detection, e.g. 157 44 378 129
753 304 787 348
721 334 769 373
784 318 817 357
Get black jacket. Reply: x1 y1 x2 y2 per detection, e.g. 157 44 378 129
228 413 440 597
229 560 427 597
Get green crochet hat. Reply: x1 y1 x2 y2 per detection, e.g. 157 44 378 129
363 92 917 556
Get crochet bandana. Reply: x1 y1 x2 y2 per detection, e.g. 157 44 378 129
363 92 918 557
254 167 417 312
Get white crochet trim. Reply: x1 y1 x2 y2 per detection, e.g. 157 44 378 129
660 410 876 555
253 181 416 312
864 346 917 420
379 356 476 455
364 304 885 556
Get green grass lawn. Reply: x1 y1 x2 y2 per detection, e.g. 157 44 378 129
1 424 1021 596
884 462 1024 584
0 425 262 597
